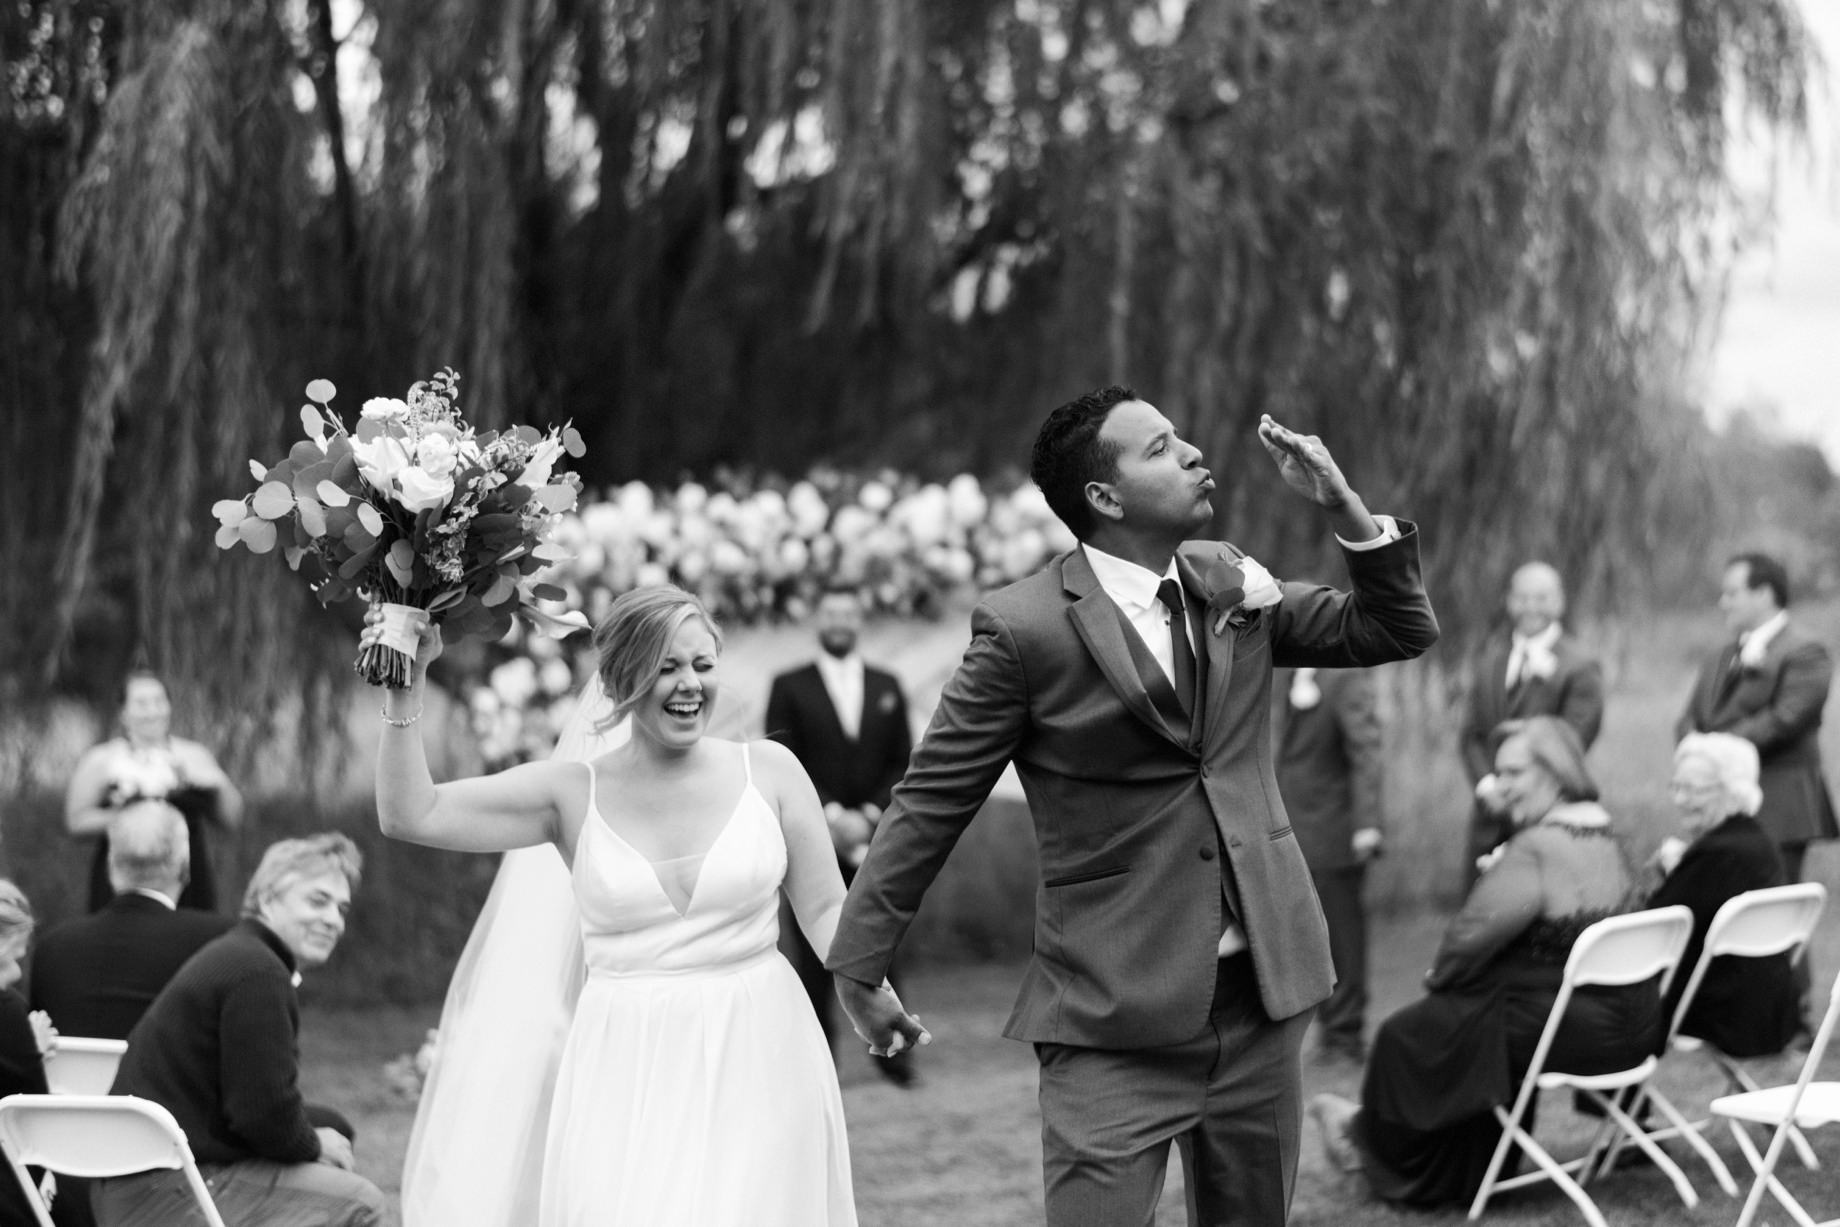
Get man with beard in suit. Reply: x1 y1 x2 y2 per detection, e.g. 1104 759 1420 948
828 387 1437 1226
1274 664 1385 1066
766 583 917 1085
1459 561 1603 888
31 800 233 1040
1677 551 1837 1034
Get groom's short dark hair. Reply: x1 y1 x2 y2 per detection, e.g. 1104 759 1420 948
1032 386 1137 540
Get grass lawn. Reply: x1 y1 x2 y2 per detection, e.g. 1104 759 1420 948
308 867 1840 1227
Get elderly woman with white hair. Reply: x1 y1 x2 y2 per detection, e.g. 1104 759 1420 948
1647 731 1801 1056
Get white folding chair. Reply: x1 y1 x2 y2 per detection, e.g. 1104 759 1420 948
42 1036 128 1096
1711 967 1840 1227
1468 905 1696 1227
0 1093 225 1227
1599 882 1827 1192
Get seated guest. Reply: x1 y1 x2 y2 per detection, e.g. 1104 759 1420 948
1648 732 1800 1056
94 834 384 1227
0 880 54 1224
1309 716 1660 1206
30 800 234 1040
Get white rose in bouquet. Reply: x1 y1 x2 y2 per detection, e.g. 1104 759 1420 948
361 397 411 421
416 433 461 479
674 482 709 515
351 434 411 491
396 465 455 514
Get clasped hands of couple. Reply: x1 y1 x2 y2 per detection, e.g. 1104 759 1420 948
835 413 1372 1062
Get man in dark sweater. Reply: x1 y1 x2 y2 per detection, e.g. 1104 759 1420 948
93 833 383 1227
30 800 233 1040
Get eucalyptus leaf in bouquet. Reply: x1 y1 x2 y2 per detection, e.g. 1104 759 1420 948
212 369 591 687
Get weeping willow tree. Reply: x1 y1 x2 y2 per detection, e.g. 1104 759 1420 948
0 0 1819 758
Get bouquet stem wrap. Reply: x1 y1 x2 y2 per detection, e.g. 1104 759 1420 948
357 602 429 689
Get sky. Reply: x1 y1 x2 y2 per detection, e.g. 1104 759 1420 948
1703 0 1840 464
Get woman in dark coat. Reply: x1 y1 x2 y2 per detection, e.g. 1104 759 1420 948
1648 732 1800 1057
1310 717 1661 1206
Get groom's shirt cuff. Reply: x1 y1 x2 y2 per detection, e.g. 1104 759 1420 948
1337 513 1402 552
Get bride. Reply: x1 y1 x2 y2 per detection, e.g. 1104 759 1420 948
373 585 861 1225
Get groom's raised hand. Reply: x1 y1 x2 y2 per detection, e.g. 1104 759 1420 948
835 974 931 1060
1256 415 1380 543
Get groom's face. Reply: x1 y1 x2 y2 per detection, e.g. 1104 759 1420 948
1091 400 1214 537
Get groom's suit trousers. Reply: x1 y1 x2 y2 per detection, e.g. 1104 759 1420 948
1036 952 1310 1227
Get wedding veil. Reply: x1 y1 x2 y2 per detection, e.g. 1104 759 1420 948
399 671 624 1227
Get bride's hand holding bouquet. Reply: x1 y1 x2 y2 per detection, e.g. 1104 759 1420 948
212 369 590 687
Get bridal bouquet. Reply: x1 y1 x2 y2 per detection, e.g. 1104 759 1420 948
212 369 591 687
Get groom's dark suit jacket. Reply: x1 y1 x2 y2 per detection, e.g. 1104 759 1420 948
1676 621 1838 848
828 528 1437 1048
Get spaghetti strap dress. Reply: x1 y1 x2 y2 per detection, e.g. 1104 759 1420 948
538 743 856 1226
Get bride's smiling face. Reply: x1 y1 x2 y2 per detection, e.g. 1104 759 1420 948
632 617 721 749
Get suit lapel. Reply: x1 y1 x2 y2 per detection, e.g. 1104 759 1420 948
1063 550 1188 747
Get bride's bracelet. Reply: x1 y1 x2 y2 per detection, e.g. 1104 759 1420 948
380 703 423 728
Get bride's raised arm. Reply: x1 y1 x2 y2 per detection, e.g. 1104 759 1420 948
374 619 569 853
756 738 847 961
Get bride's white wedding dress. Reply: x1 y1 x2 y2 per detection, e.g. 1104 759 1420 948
401 681 855 1227
540 747 854 1225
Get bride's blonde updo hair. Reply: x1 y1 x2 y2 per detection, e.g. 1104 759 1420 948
591 585 723 731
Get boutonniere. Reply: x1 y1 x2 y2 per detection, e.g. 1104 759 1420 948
1521 644 1558 682
1204 555 1283 635
877 691 899 714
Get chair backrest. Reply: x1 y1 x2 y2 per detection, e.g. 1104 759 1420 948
1564 905 1696 995
1502 907 1694 1126
42 1037 128 1096
0 1094 226 1227
0 1094 192 1177
1666 883 1827 1044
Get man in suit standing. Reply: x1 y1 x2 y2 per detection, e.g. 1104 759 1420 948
1677 552 1837 887
30 800 233 1039
765 583 917 1085
828 387 1437 1226
1274 665 1385 1066
1459 561 1603 887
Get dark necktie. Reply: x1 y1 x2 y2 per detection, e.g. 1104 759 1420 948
1715 642 1745 705
1157 579 1197 719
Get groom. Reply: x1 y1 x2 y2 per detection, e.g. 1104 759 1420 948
828 387 1437 1225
